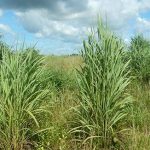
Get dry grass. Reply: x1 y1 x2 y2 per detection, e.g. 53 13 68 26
44 55 82 71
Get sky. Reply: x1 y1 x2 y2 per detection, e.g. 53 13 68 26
0 0 150 55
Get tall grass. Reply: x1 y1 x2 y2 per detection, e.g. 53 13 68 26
129 35 150 85
0 48 50 149
126 35 150 149
73 20 132 149
0 19 149 150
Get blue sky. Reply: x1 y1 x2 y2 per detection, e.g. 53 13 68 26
0 0 150 55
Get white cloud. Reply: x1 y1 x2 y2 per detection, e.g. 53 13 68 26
136 17 150 33
14 0 150 39
0 23 14 34
139 0 150 11
137 17 150 26
0 24 10 32
15 9 80 39
2 0 150 47
34 20 79 38
87 0 140 28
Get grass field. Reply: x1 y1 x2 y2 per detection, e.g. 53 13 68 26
0 21 149 150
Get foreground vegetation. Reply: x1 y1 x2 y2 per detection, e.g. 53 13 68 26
0 20 149 149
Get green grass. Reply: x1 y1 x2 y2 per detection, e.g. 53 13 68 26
71 20 132 149
0 20 149 150
0 48 51 149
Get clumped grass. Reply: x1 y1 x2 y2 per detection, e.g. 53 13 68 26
0 48 50 149
72 20 132 149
